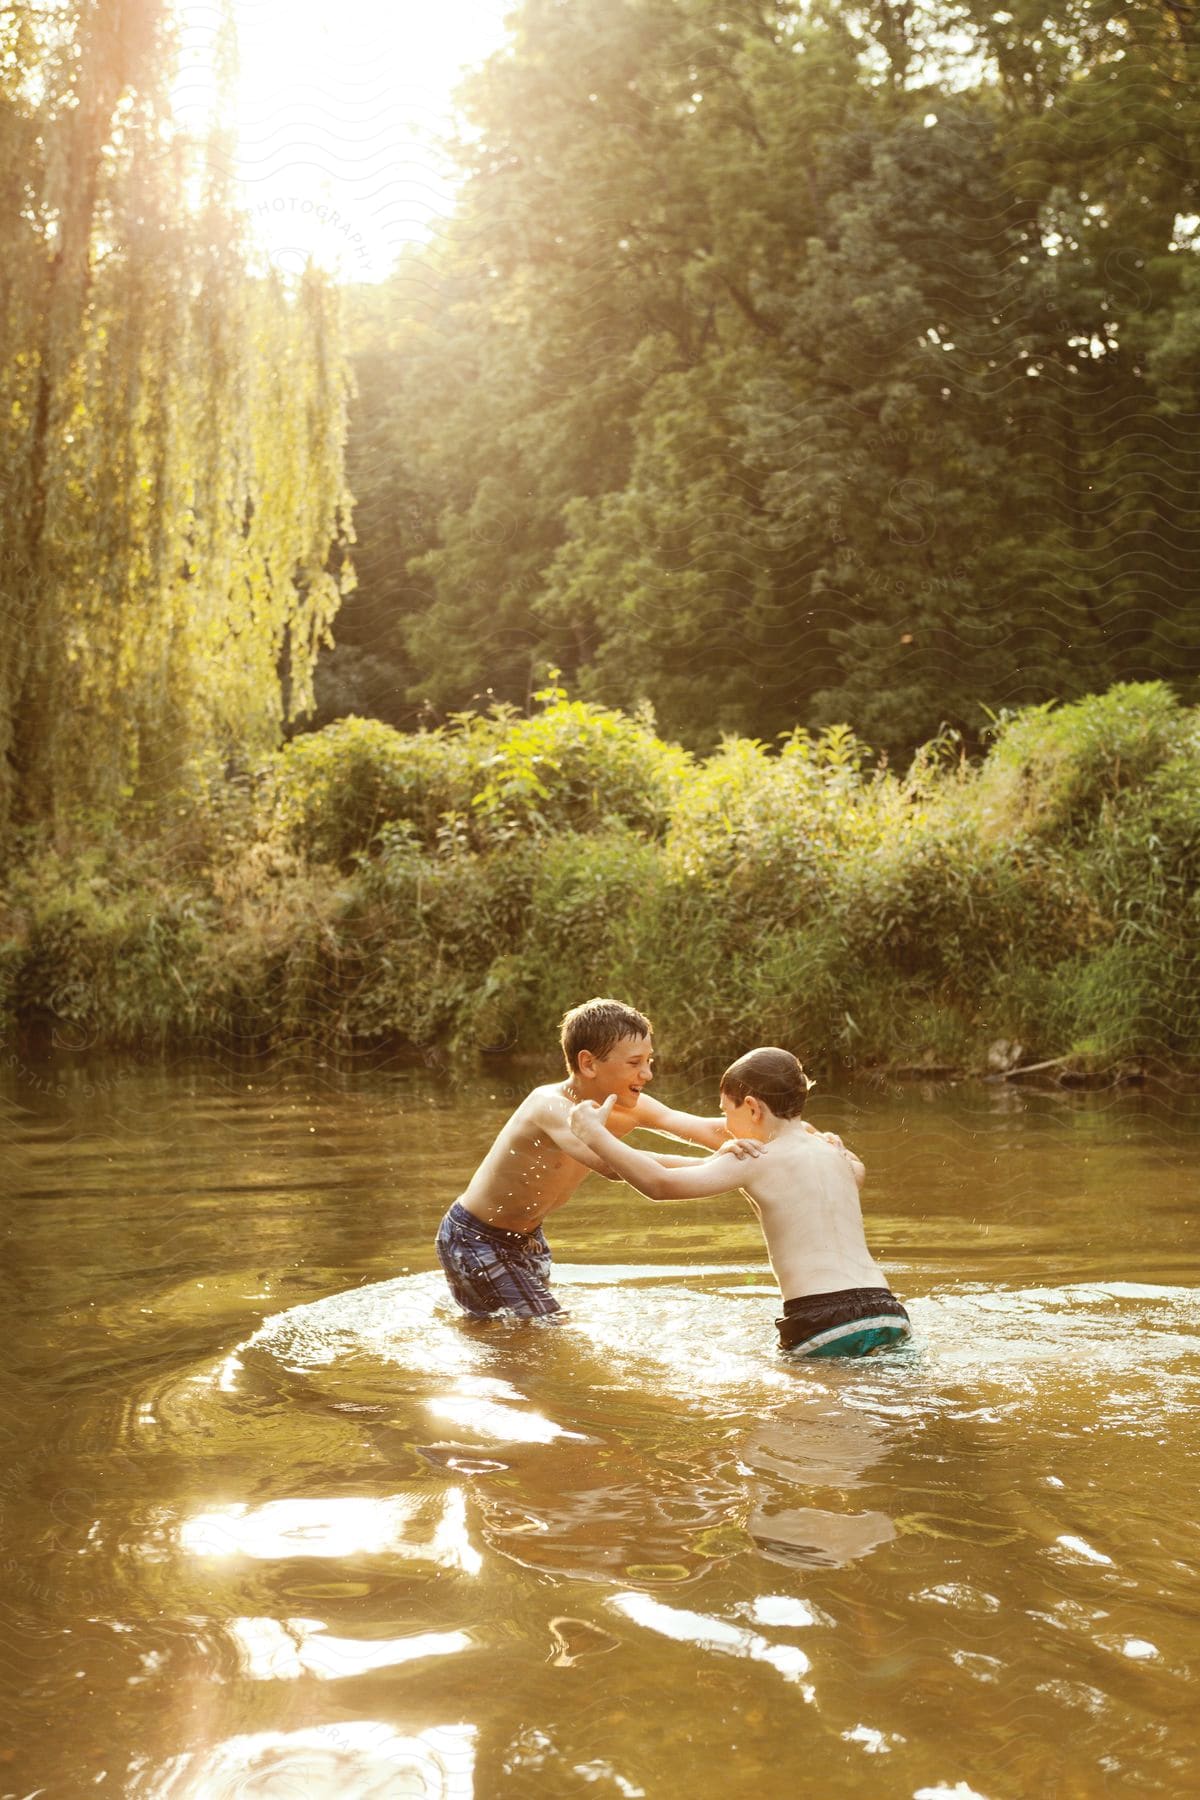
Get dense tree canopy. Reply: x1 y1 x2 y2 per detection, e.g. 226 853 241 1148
0 0 353 836
337 0 1200 754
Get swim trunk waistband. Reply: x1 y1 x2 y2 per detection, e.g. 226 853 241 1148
777 1286 911 1357
447 1200 539 1244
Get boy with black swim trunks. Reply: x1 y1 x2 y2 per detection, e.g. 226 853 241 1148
570 1046 910 1357
435 998 760 1321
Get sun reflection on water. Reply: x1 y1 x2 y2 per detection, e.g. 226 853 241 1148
226 1616 472 1680
426 1393 586 1443
139 1720 477 1799
178 1487 481 1573
608 1590 814 1692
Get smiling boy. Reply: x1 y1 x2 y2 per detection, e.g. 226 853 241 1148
570 1046 911 1357
435 997 750 1321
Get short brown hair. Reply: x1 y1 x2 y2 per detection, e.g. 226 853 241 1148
560 997 652 1072
720 1047 810 1118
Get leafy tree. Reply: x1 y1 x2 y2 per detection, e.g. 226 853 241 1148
0 0 353 836
334 0 1200 755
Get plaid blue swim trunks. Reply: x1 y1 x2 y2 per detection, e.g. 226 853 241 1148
435 1200 562 1319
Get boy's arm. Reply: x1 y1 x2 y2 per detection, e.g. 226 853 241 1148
570 1098 753 1200
651 1144 762 1168
534 1099 761 1181
535 1101 624 1179
647 1152 752 1166
630 1092 729 1151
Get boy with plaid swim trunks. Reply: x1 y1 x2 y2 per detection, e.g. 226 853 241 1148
436 998 761 1320
570 1047 911 1357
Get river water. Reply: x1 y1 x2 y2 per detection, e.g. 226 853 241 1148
1 1053 1197 1798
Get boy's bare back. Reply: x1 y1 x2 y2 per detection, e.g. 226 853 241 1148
736 1126 887 1301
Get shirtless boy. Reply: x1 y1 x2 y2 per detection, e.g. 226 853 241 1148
570 1046 911 1357
435 998 754 1320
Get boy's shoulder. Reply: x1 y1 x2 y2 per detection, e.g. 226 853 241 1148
518 1080 570 1122
493 1082 571 1148
745 1127 829 1183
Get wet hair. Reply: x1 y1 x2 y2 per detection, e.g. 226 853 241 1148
560 997 652 1073
720 1047 811 1119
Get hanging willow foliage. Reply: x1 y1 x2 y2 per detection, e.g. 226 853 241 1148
0 0 353 837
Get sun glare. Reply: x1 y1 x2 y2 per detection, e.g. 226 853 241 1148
170 0 512 282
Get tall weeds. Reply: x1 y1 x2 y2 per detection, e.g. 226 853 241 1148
2 683 1196 1074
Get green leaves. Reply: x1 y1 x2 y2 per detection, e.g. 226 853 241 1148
268 695 690 867
5 682 1200 1070
0 5 352 840
328 0 1200 763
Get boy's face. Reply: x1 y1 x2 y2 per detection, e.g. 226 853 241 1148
583 1034 655 1108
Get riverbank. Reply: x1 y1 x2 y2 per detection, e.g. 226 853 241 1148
2 682 1198 1078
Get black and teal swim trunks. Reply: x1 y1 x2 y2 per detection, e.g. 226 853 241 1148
436 1201 562 1319
777 1286 911 1357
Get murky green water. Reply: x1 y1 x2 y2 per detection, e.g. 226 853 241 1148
1 1053 1198 1798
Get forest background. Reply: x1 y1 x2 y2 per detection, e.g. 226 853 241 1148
1 0 1198 1080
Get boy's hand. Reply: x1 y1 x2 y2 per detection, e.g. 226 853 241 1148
802 1121 848 1151
570 1095 616 1144
805 1116 863 1188
715 1137 765 1161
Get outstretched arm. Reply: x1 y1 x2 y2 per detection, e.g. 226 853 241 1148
635 1090 859 1175
570 1097 754 1200
630 1091 729 1151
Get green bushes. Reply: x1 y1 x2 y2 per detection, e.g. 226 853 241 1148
976 681 1191 843
268 716 485 864
0 843 214 1049
347 829 542 1048
470 694 691 840
3 682 1199 1074
667 724 883 892
266 693 690 869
